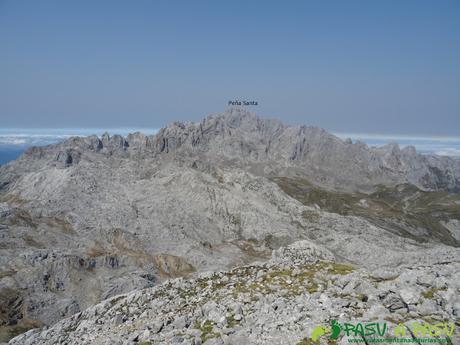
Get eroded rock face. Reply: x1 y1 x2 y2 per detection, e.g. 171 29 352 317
0 165 317 339
0 109 459 343
153 254 195 277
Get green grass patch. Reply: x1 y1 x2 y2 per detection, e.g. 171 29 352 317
194 320 219 343
271 177 460 247
422 287 446 299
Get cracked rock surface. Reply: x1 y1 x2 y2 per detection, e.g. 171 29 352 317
9 241 460 345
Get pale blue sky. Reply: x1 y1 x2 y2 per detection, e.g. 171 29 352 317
1 0 459 136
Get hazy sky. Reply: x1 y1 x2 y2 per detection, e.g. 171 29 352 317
1 0 459 136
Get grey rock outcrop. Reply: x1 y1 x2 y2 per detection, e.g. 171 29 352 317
8 241 460 345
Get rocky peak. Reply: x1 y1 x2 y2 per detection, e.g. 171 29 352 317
4 109 460 193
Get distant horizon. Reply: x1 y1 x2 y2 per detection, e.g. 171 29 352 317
1 127 460 141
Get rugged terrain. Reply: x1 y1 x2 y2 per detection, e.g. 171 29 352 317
0 108 459 343
8 242 460 345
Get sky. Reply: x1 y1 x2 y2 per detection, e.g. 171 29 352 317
1 0 459 136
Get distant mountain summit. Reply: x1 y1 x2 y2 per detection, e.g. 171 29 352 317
5 108 460 193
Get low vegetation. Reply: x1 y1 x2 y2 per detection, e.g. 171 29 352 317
272 177 460 247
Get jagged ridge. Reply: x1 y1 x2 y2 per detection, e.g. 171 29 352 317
3 108 460 193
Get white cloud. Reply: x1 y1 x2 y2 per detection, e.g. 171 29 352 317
434 149 460 157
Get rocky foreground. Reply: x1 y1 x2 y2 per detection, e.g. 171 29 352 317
9 241 460 345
